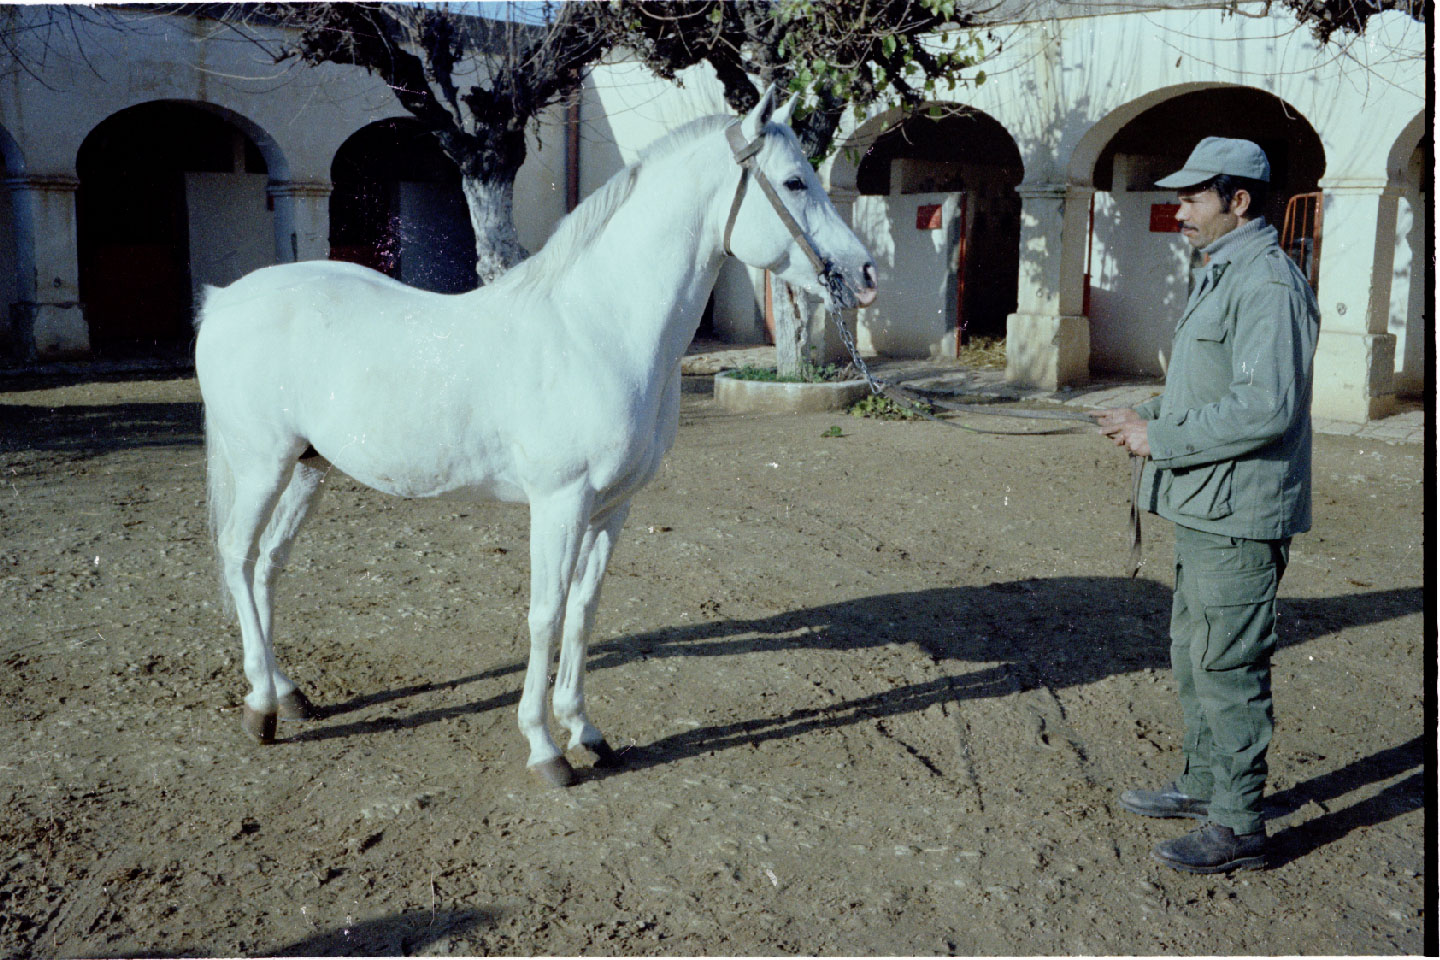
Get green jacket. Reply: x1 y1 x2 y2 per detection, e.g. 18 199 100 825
1134 218 1320 541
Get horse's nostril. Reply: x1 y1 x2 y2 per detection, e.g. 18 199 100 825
863 263 878 289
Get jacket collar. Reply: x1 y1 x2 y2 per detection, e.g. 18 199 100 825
1178 216 1277 325
1202 216 1273 268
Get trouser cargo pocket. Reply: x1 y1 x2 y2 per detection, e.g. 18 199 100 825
1195 564 1279 671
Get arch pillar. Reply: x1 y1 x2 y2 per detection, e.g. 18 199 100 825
1311 177 1400 422
267 179 332 263
6 174 87 359
1006 181 1092 389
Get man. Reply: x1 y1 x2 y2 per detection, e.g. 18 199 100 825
1089 137 1320 874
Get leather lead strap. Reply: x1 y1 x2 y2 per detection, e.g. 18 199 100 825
1129 455 1145 578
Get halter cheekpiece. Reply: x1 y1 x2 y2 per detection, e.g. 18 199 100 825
722 121 832 282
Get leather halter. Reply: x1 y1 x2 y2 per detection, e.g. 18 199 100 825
721 122 829 279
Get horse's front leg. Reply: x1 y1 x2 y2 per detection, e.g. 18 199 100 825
553 502 631 768
520 488 591 787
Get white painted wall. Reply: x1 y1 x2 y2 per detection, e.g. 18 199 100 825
854 192 963 358
1088 181 1193 377
184 172 272 297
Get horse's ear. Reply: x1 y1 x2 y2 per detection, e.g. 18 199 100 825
773 92 799 129
740 83 780 141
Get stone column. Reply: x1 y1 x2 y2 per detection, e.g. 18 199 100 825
1005 181 1093 390
5 174 87 359
267 180 332 263
1310 178 1400 422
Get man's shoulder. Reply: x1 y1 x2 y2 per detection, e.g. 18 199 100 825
1260 246 1303 286
1230 237 1305 290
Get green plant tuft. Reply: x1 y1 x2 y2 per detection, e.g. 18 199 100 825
849 394 933 421
727 361 850 383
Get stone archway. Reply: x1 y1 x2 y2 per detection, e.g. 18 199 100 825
1074 86 1325 377
76 101 276 357
330 120 477 294
836 106 1023 357
1387 113 1427 398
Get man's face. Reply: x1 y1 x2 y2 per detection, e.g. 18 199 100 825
1175 187 1240 249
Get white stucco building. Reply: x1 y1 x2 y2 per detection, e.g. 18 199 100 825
0 4 1426 423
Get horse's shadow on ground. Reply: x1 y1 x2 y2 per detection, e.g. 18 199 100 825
98 906 494 958
302 577 1421 752
294 577 1424 850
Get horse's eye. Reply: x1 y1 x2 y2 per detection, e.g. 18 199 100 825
783 177 807 192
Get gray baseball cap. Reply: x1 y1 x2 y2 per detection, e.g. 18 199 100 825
1156 137 1271 188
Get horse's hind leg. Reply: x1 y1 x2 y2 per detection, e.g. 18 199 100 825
254 460 328 723
553 502 630 768
216 452 299 743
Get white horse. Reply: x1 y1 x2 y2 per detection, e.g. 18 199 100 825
195 87 877 787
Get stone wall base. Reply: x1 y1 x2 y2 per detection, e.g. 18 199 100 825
15 302 90 360
1005 313 1090 390
1313 330 1396 423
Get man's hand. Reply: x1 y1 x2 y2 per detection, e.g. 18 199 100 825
1087 408 1152 457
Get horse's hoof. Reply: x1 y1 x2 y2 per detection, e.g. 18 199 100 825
530 757 576 788
242 706 278 744
584 739 626 768
278 689 321 721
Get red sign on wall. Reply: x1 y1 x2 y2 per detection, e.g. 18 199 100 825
916 203 944 230
1150 203 1182 233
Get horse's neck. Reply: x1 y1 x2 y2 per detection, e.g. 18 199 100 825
559 140 734 374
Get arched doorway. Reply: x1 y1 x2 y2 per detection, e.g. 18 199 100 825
77 101 274 358
1083 87 1325 376
845 107 1023 357
330 120 477 293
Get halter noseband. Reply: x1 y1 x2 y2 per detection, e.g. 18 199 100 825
722 122 831 280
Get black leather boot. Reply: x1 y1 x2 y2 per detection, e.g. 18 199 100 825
1153 823 1266 874
1119 781 1210 819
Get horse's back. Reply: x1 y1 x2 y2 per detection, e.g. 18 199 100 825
198 261 419 333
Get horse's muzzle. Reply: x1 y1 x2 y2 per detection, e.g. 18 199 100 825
824 261 878 310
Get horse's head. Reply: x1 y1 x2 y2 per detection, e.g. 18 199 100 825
723 87 878 312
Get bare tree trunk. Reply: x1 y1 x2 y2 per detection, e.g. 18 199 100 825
770 272 812 379
461 175 530 284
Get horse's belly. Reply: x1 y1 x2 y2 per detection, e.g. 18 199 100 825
319 444 526 503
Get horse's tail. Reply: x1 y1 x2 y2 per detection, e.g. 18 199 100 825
203 407 237 618
197 287 237 617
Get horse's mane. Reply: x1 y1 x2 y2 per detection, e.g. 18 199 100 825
495 115 738 292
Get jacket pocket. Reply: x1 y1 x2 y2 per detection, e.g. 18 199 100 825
1166 459 1235 521
1185 310 1229 343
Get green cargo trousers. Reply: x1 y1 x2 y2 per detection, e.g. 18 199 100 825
1169 524 1290 836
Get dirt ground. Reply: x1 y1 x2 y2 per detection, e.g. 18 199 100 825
0 370 1427 957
